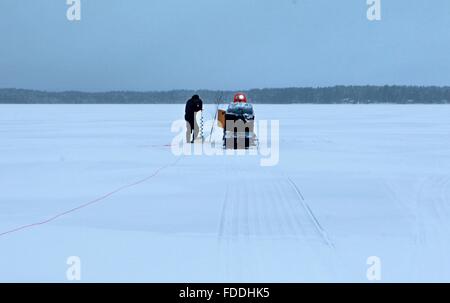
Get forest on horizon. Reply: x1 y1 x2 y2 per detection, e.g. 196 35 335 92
1 86 450 104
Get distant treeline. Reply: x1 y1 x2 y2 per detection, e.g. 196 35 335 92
1 86 450 104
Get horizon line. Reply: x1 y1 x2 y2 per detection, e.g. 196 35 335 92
2 84 450 94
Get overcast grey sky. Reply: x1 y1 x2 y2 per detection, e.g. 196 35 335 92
1 0 450 91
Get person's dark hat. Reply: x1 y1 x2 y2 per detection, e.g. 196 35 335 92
192 95 200 100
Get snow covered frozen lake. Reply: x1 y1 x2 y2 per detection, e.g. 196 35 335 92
1 104 450 282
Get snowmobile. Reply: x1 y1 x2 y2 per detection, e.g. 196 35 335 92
220 93 257 149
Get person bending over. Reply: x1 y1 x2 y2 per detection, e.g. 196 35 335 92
184 95 203 143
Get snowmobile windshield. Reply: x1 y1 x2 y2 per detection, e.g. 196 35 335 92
227 103 254 116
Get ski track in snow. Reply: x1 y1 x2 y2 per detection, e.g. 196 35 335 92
383 174 450 281
412 175 450 281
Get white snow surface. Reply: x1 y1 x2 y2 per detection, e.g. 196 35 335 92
1 104 450 282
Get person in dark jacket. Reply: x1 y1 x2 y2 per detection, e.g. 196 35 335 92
185 95 203 143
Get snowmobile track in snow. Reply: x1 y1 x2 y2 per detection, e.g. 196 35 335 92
217 168 335 280
218 174 333 246
286 177 335 248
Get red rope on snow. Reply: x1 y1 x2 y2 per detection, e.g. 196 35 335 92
0 157 181 238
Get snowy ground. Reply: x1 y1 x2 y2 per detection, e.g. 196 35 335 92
1 104 450 282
